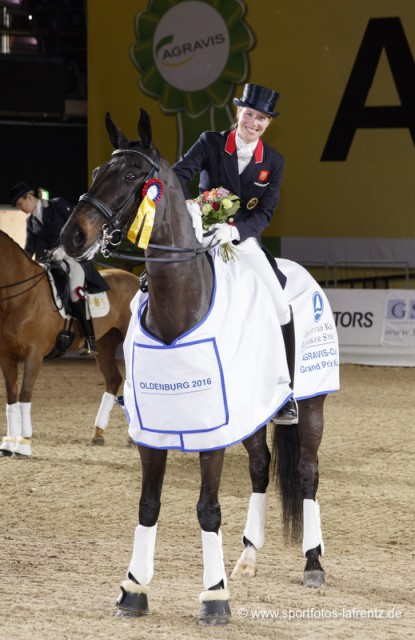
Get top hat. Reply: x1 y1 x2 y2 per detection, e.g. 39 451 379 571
10 181 38 207
233 83 280 118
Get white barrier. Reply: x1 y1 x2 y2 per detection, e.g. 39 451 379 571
0 207 26 248
325 289 415 367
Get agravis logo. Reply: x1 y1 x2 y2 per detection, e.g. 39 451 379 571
156 33 226 68
153 1 230 91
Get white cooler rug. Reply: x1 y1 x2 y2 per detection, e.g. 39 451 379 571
123 255 339 452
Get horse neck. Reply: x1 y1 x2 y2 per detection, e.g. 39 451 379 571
0 233 38 285
144 184 213 345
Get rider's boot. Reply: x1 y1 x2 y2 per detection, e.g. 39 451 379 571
273 306 298 425
72 298 98 356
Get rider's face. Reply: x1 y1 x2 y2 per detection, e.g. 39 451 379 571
16 192 37 215
237 107 272 144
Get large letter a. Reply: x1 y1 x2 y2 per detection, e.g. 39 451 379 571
321 17 415 161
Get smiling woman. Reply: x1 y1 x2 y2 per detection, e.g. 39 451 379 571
173 82 299 424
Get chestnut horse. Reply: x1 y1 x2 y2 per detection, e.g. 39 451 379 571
60 110 339 625
0 230 140 456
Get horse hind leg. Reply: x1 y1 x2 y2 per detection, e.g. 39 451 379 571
303 497 325 587
91 330 122 446
231 427 270 579
298 396 326 588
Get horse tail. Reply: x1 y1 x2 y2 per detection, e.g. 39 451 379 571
271 424 302 543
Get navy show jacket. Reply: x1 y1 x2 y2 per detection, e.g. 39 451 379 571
173 129 285 244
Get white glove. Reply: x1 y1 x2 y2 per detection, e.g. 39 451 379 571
186 200 203 243
202 223 240 248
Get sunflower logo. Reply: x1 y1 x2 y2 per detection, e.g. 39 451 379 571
130 0 254 156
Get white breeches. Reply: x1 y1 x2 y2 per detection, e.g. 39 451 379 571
52 246 86 302
234 238 291 325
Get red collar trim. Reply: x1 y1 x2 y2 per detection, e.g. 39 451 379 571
225 130 237 155
254 139 264 163
225 131 264 163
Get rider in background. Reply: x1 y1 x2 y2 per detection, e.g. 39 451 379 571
173 83 297 424
10 180 106 356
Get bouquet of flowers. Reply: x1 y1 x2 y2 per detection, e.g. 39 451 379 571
194 187 240 262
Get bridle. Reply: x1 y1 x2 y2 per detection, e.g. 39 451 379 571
77 147 216 264
78 147 160 255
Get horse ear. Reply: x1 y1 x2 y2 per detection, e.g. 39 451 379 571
105 112 129 149
138 108 153 149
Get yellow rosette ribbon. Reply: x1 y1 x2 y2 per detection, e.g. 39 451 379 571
127 194 156 249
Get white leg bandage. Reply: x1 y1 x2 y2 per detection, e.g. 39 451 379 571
128 524 157 586
94 392 116 430
302 499 324 556
242 492 267 549
19 402 32 438
202 529 227 590
6 403 21 438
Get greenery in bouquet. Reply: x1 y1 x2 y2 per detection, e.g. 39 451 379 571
194 187 240 262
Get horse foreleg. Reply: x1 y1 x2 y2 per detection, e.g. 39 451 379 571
231 426 270 578
0 355 36 458
116 445 167 617
197 448 230 626
298 396 325 587
0 357 18 456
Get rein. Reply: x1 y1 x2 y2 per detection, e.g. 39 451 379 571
102 243 214 264
0 271 47 303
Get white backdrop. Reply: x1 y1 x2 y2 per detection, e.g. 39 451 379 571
325 289 415 366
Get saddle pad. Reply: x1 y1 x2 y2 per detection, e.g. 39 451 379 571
123 253 292 452
87 291 110 318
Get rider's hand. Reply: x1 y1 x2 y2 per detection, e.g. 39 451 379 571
186 200 203 243
202 223 240 248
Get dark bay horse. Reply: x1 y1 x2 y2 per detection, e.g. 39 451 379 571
0 230 140 456
60 110 338 625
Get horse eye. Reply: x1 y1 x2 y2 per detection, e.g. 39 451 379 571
125 173 137 182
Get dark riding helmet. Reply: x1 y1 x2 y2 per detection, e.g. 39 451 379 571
233 83 280 118
10 180 40 207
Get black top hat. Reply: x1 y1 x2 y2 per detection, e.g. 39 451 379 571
233 83 280 118
10 180 38 207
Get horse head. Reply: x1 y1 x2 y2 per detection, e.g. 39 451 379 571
60 109 171 261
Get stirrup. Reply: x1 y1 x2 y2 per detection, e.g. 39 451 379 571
272 397 298 425
78 339 98 356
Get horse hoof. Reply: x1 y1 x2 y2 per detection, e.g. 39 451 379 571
303 569 325 588
90 436 105 446
231 546 257 578
198 589 231 626
0 449 13 457
115 580 149 616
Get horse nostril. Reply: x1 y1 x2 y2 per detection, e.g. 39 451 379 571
73 227 86 249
